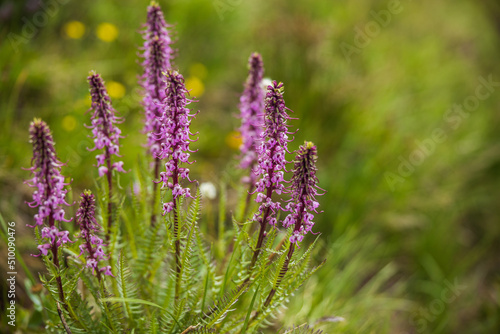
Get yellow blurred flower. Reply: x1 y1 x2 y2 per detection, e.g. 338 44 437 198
226 131 242 150
62 115 77 132
189 63 208 80
96 23 119 42
185 76 205 97
107 81 126 99
64 21 85 39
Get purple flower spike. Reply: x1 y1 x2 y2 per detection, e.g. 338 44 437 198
239 53 265 183
25 118 72 256
283 142 322 243
87 71 125 175
76 190 113 276
253 81 293 224
141 2 175 157
157 70 197 215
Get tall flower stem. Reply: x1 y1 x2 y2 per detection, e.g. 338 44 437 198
76 190 113 278
105 148 113 243
45 174 67 310
172 169 182 300
49 222 72 332
26 119 73 324
247 81 292 273
47 221 68 313
87 72 126 246
150 157 161 225
261 229 297 309
204 86 294 322
249 191 272 269
259 141 322 313
238 53 265 221
56 301 72 334
156 70 197 301
139 3 175 226
246 242 295 329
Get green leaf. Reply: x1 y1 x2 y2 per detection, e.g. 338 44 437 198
241 284 260 334
203 285 248 328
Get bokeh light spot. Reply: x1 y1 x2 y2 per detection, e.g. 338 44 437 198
107 81 126 99
96 23 119 42
226 131 242 150
64 21 85 39
185 76 205 97
62 115 76 132
189 63 208 80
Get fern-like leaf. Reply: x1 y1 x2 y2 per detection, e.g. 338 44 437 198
202 286 248 328
116 252 142 326
283 324 324 334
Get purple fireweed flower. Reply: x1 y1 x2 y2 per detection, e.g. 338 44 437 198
283 142 322 243
87 71 125 175
25 118 73 256
156 70 197 215
140 2 175 157
253 81 293 225
76 190 113 276
238 52 265 184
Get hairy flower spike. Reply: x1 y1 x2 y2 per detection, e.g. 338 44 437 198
253 81 293 224
76 190 112 276
239 53 265 182
283 141 322 243
87 71 125 174
141 2 175 157
25 118 72 255
157 70 197 214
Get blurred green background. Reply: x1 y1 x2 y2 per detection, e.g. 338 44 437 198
1 0 500 332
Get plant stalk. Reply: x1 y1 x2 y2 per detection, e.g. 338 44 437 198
242 180 255 221
248 185 272 270
56 301 72 334
51 244 67 309
151 157 160 226
172 167 182 301
263 243 294 308
48 218 72 331
105 147 113 243
251 205 305 325
248 138 277 270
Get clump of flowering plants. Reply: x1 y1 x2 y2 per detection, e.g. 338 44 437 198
22 3 325 333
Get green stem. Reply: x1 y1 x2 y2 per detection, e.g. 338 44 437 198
248 204 271 270
51 244 67 309
151 158 160 226
56 301 72 334
249 243 294 326
173 167 181 301
252 202 306 324
264 243 294 307
242 180 255 221
105 148 113 243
